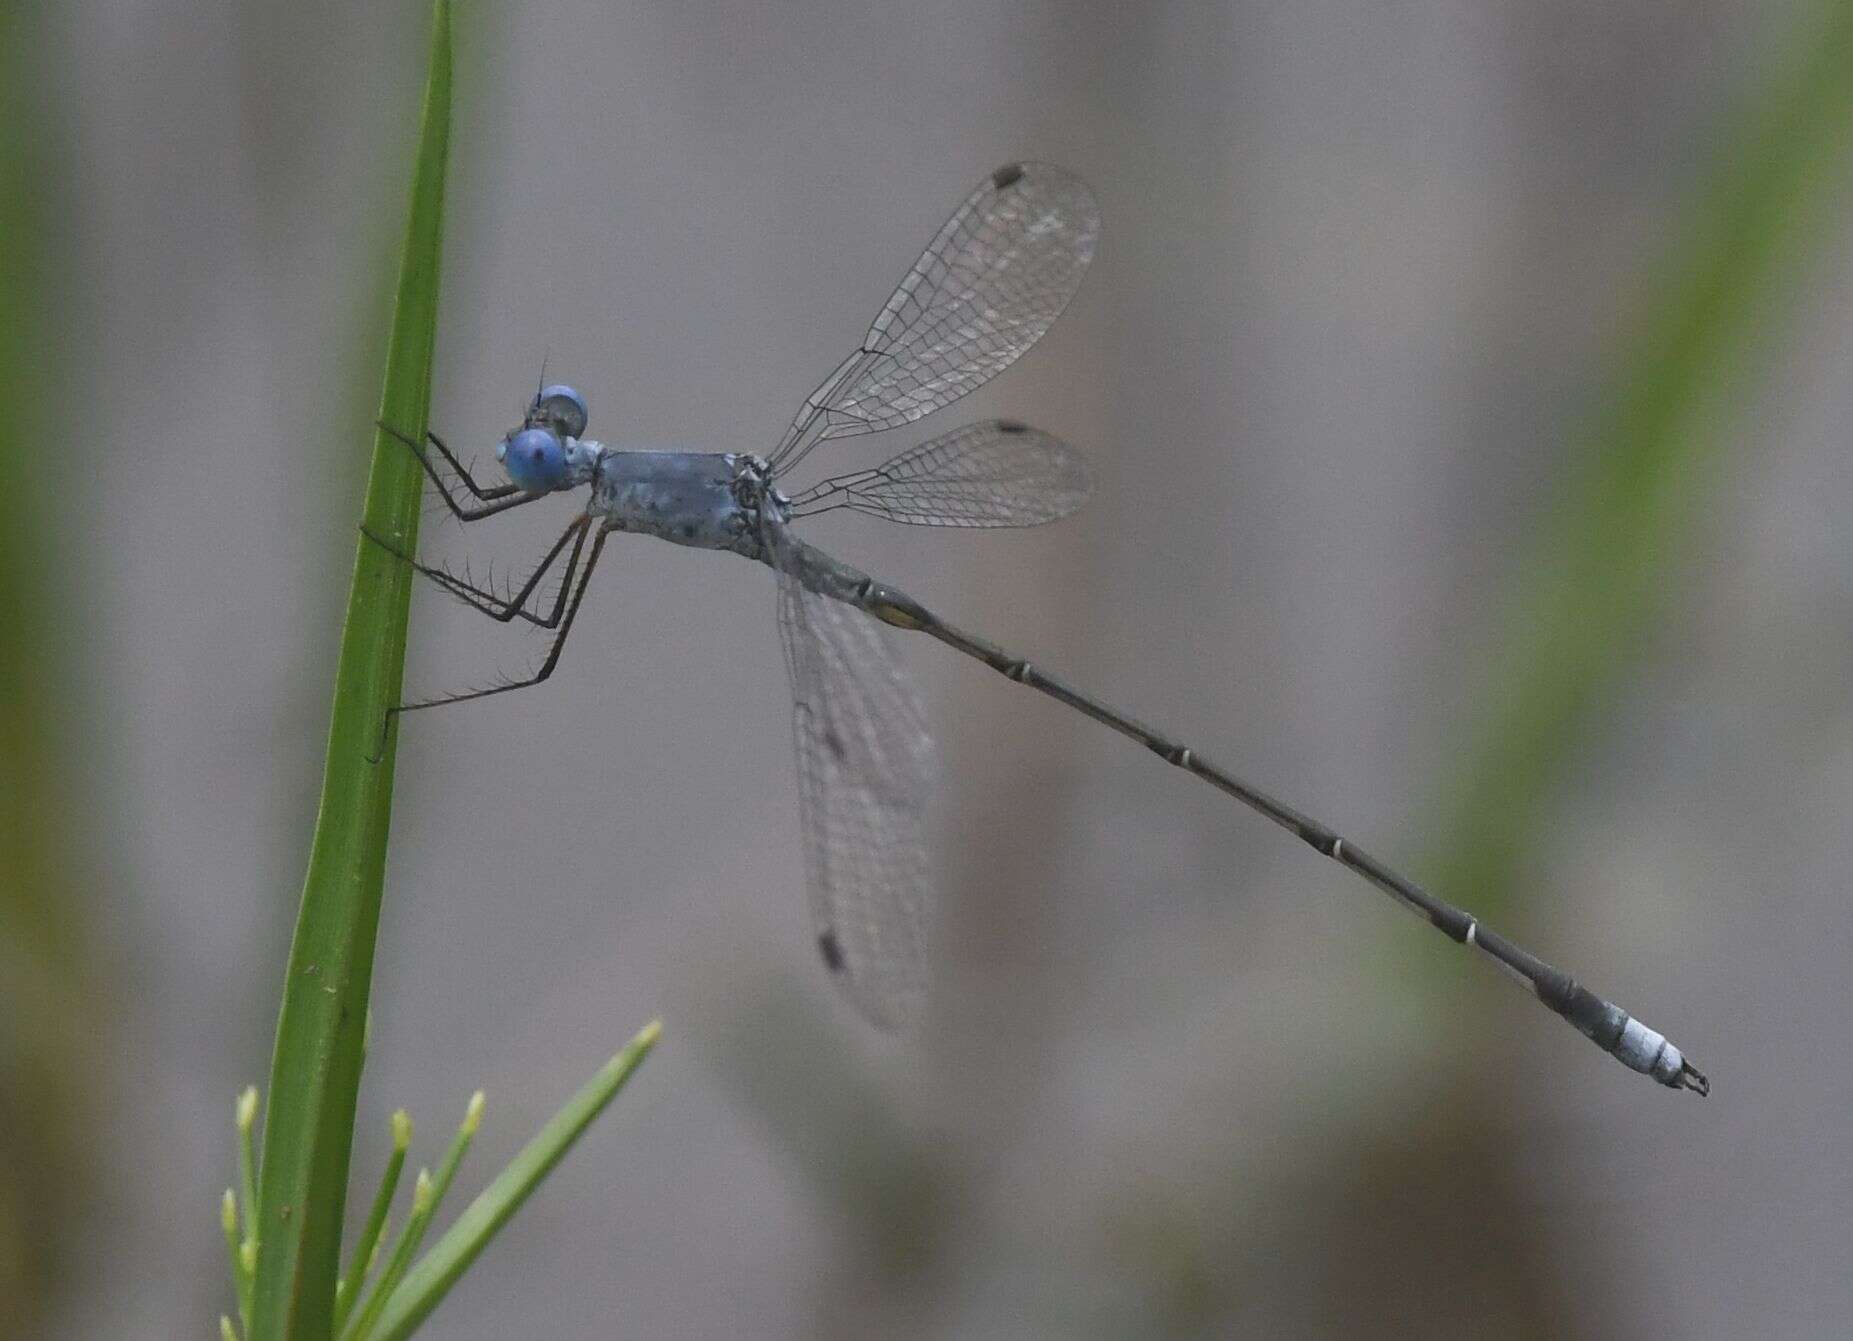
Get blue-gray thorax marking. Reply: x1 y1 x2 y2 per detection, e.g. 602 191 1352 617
589 449 780 559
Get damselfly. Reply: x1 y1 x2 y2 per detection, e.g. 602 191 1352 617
372 163 1706 1094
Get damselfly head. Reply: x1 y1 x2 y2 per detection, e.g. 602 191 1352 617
497 426 569 494
528 383 589 441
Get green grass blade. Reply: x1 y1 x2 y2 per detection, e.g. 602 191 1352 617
221 1189 249 1332
343 1095 478 1341
249 2 451 1335
334 1110 412 1333
366 1023 662 1341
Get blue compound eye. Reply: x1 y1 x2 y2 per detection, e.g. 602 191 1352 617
500 427 568 493
533 384 588 440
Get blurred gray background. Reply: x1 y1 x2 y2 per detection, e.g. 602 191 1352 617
11 0 1853 1336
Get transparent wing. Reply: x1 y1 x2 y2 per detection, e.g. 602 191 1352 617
771 537 939 1029
786 420 1092 528
767 162 1099 477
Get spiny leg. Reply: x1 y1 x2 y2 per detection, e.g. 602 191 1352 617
421 427 519 502
377 419 545 522
380 418 519 501
363 514 591 628
369 523 615 762
422 517 590 627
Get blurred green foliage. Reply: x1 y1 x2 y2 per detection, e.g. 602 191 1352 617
1427 0 1853 941
723 1 1853 1333
0 0 102 1332
1317 0 1853 1328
